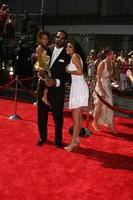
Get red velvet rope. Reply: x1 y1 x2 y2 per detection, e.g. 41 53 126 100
18 80 37 99
19 78 70 102
19 76 36 82
0 79 15 90
95 91 133 115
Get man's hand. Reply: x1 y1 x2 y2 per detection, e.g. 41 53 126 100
45 78 56 87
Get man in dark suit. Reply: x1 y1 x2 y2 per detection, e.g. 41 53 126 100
37 30 71 147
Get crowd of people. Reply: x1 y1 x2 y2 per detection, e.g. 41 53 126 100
86 49 133 91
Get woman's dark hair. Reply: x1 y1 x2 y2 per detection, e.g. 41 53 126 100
67 40 87 74
101 46 113 60
37 30 50 45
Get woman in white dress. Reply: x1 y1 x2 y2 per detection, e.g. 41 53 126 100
92 47 116 133
64 40 89 152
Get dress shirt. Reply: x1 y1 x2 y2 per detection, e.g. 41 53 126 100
50 47 64 87
50 47 64 68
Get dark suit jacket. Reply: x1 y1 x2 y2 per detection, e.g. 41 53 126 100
48 46 71 100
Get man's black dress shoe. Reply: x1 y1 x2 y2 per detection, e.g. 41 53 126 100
37 138 47 146
55 143 63 148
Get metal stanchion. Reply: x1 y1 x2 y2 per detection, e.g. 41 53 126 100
33 100 38 106
9 75 21 120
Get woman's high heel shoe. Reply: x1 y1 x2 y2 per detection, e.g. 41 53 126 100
64 143 80 152
108 125 117 134
92 122 100 132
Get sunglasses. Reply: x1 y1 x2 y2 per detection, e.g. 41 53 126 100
56 36 65 40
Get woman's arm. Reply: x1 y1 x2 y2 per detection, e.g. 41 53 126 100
97 61 106 96
66 53 83 75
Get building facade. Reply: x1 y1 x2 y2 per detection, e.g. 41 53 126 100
5 0 133 52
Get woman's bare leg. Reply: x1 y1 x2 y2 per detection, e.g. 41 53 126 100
64 107 82 152
92 102 102 131
71 107 82 143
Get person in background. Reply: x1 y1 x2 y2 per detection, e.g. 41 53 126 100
86 49 97 83
119 54 130 91
126 69 133 83
37 30 71 147
64 40 89 152
0 4 10 37
112 53 120 82
21 10 31 35
4 13 16 43
92 47 117 134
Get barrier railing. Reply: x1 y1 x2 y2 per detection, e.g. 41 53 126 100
0 79 16 90
95 91 133 115
0 75 37 120
9 75 21 120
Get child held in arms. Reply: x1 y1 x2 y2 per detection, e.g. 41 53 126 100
34 30 51 107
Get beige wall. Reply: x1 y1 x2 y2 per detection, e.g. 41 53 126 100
45 25 133 35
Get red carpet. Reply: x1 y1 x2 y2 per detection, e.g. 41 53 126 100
0 99 133 200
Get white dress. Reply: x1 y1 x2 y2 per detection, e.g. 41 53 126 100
68 58 89 109
93 61 114 126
